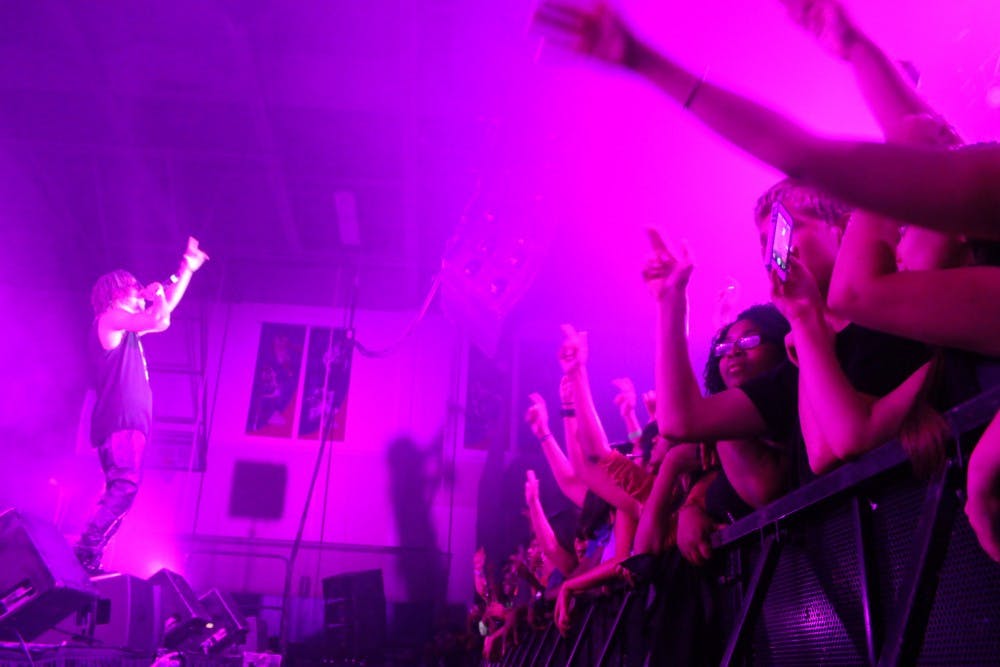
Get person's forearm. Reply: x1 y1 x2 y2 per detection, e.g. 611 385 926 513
626 39 1000 239
685 471 716 509
563 415 586 473
847 31 934 139
147 294 171 328
798 374 842 474
655 291 707 439
163 265 194 312
622 410 643 444
528 498 577 575
613 507 637 558
630 41 821 182
792 311 885 459
540 436 586 507
634 458 684 554
568 367 611 462
827 212 899 322
562 558 627 596
967 412 1000 561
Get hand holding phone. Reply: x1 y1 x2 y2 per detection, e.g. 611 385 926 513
767 202 794 282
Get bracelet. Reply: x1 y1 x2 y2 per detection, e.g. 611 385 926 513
683 71 706 110
560 408 576 418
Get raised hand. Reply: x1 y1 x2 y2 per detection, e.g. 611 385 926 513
182 236 210 272
554 584 575 636
781 0 859 60
559 324 588 374
533 1 639 67
611 378 637 418
770 253 825 323
473 545 487 571
525 469 541 506
559 375 576 408
642 228 694 300
525 393 552 439
140 281 166 301
641 390 656 421
677 503 722 566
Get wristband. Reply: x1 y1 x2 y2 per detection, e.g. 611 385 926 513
560 408 576 418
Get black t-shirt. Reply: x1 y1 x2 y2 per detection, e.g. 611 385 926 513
705 470 756 524
938 348 1000 409
90 322 153 446
738 323 931 486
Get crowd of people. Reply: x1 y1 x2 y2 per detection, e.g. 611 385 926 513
468 0 1000 660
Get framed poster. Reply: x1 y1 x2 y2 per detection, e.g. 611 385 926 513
298 326 353 440
246 323 306 437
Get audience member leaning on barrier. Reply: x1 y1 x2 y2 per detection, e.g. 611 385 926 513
772 0 1000 557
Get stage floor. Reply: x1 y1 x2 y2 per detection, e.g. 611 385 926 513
0 645 245 666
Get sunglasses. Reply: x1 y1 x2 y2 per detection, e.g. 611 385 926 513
713 334 764 358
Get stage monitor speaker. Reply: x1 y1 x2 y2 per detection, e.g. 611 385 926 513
148 568 211 649
321 569 386 659
184 588 249 655
36 572 156 655
0 508 96 641
91 573 156 655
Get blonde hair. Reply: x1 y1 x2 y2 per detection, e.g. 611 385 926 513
754 178 853 229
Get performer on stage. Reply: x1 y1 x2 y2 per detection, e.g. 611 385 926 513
75 237 209 574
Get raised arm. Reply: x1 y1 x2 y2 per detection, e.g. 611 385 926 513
784 0 941 140
676 471 724 566
559 325 613 463
775 256 929 463
524 470 578 577
163 236 209 313
534 2 1000 239
99 283 170 344
559 328 644 518
645 229 768 441
611 377 644 445
827 211 1000 357
525 393 588 507
633 443 705 555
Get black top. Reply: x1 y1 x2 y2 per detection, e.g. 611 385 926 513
89 321 152 446
705 470 756 525
738 323 931 487
939 348 1000 409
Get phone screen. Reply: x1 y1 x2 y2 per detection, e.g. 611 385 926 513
770 204 793 281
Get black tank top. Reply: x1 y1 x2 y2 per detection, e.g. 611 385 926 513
89 321 153 446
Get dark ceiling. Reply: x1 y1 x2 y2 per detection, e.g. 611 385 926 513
0 0 509 310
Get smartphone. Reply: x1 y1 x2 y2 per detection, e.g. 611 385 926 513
767 202 794 282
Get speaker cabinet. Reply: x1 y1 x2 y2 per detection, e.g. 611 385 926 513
91 573 156 655
0 508 96 641
182 588 249 655
148 568 211 649
321 569 386 659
